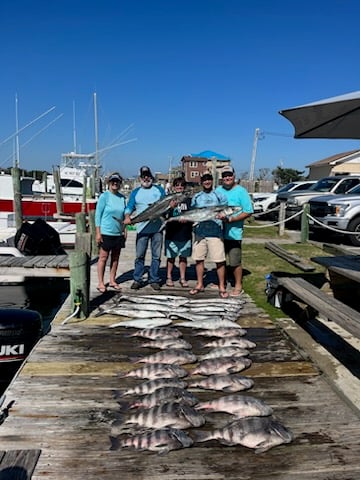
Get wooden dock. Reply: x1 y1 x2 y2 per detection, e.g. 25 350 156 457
0 231 360 479
0 255 70 277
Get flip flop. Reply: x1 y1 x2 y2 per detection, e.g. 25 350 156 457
219 290 229 299
166 278 175 287
97 286 107 293
179 279 189 288
230 289 244 297
189 287 205 295
109 284 121 291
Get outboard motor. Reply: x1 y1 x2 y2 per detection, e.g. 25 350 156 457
0 308 43 393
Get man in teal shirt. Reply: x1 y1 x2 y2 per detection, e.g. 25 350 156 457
216 166 253 296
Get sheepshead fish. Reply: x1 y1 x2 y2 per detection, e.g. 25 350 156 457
198 346 250 360
193 416 293 453
130 192 190 224
126 327 183 340
191 357 252 376
188 374 254 393
111 402 205 431
135 349 197 365
121 378 188 397
110 427 194 454
195 394 273 418
204 337 256 349
123 363 188 380
129 387 198 408
142 338 193 350
194 327 248 338
164 206 242 225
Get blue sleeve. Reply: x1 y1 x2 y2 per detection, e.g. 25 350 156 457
156 185 166 198
124 187 140 215
95 192 106 227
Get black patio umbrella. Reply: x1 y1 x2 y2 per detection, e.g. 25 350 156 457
279 91 360 139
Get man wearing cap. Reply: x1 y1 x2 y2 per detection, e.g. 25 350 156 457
124 166 166 290
189 172 229 298
95 172 126 293
216 165 253 296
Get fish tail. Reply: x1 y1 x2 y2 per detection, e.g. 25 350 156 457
109 435 120 450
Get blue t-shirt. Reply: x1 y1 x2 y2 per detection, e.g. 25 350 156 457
125 184 165 233
191 189 227 238
216 185 253 240
95 190 126 236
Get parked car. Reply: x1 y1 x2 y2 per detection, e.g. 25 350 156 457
284 175 360 223
253 181 316 216
308 183 360 246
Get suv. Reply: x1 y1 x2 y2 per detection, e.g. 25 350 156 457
309 183 360 246
284 175 360 222
253 181 316 215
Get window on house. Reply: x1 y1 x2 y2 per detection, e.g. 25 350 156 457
190 161 198 167
190 171 199 178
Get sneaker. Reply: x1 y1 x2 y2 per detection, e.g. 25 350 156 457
150 282 161 291
131 281 141 290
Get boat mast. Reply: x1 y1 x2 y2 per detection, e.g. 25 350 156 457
72 100 77 153
93 92 99 179
14 93 20 168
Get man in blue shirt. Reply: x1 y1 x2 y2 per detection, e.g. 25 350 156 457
124 166 165 290
190 172 229 298
216 165 253 296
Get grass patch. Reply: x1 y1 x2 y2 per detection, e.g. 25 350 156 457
242 241 326 319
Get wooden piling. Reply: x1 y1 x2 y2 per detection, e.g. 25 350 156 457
53 167 63 217
11 167 23 230
301 204 309 243
278 201 285 236
69 249 90 319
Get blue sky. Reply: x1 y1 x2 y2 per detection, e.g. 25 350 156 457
1 0 360 178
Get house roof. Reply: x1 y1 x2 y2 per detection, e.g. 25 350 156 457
190 150 230 161
306 149 360 167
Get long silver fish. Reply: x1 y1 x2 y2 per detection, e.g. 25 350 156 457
193 416 293 453
129 387 198 408
135 349 197 365
175 319 243 330
164 206 242 225
110 318 172 329
117 294 190 307
191 357 252 376
111 402 205 431
204 337 257 349
188 374 254 393
111 427 194 454
130 192 190 224
195 394 273 418
96 307 166 318
194 327 248 338
123 363 188 379
121 378 188 397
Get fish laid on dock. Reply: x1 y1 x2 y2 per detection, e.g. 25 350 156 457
195 394 273 418
191 357 252 376
198 346 250 360
121 378 188 397
194 327 248 337
135 348 197 365
126 327 183 339
110 427 194 454
188 374 254 393
176 319 244 330
128 387 199 408
193 416 293 453
203 337 256 349
122 363 188 380
142 338 193 350
109 318 173 329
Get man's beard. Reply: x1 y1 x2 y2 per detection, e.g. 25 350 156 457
141 179 153 188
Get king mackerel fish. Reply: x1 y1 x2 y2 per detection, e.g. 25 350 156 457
164 206 242 224
130 192 190 224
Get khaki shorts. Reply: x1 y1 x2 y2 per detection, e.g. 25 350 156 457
192 236 225 263
224 239 242 267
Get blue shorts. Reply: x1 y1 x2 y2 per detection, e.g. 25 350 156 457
165 239 192 258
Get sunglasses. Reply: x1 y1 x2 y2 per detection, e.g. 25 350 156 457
222 174 234 178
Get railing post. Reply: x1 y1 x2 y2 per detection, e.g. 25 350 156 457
278 202 285 237
75 212 87 234
301 204 309 243
11 167 23 230
69 250 90 319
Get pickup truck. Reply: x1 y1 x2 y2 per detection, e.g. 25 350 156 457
283 175 360 222
308 183 360 246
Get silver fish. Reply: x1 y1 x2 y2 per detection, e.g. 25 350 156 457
113 302 181 313
191 357 252 376
130 192 190 224
142 338 193 350
176 319 243 330
98 307 166 319
123 363 188 380
122 378 188 397
112 402 205 430
193 416 293 453
195 394 273 418
204 337 257 349
130 387 198 408
194 327 248 338
188 374 254 393
127 327 183 340
112 427 194 454
198 346 250 360
118 294 189 307
164 206 242 225
136 349 197 365
110 318 172 329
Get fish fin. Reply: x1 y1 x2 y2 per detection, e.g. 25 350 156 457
221 386 236 393
254 441 273 454
109 435 120 450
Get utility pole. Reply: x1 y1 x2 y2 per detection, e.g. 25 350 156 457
249 128 260 182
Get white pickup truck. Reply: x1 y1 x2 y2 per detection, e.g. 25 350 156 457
308 182 360 246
